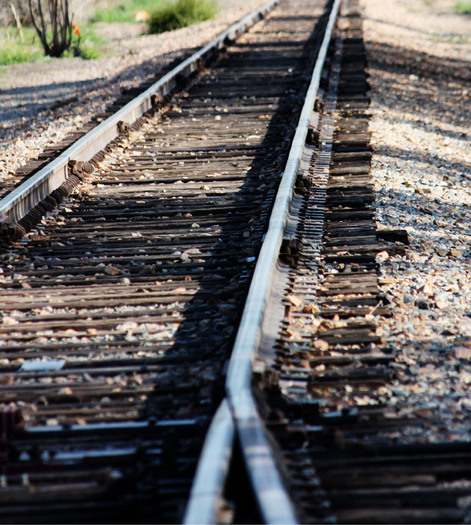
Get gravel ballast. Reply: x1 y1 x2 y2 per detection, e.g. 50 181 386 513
362 0 471 442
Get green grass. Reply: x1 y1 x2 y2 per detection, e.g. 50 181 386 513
72 24 109 59
0 27 44 65
76 25 109 46
149 0 217 34
78 46 101 60
0 24 106 65
92 0 162 23
0 0 217 65
455 1 471 13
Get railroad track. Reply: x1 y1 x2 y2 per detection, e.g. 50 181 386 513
0 0 338 522
3 0 467 522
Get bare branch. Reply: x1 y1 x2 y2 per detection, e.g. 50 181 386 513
10 3 24 43
27 0 75 57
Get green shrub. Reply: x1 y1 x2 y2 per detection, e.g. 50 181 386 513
455 1 471 13
149 0 217 34
78 46 101 60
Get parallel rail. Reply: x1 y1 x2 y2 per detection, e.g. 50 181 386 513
227 1 471 523
224 1 341 522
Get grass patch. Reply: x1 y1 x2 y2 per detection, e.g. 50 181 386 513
73 24 108 59
149 0 217 34
0 27 44 65
78 46 101 60
0 24 106 64
92 0 162 23
455 1 471 13
76 25 109 46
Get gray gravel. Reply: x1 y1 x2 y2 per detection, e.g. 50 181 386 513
361 0 471 442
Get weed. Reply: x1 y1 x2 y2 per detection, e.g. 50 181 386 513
73 24 108 59
149 0 217 34
429 33 470 44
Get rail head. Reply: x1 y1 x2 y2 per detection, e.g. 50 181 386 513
185 0 341 520
224 0 341 522
0 0 280 227
183 400 234 524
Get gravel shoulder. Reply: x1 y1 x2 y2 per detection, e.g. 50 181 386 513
362 0 471 441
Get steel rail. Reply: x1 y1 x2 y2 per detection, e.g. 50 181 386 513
183 400 234 524
0 0 279 226
184 1 341 522
224 0 341 522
